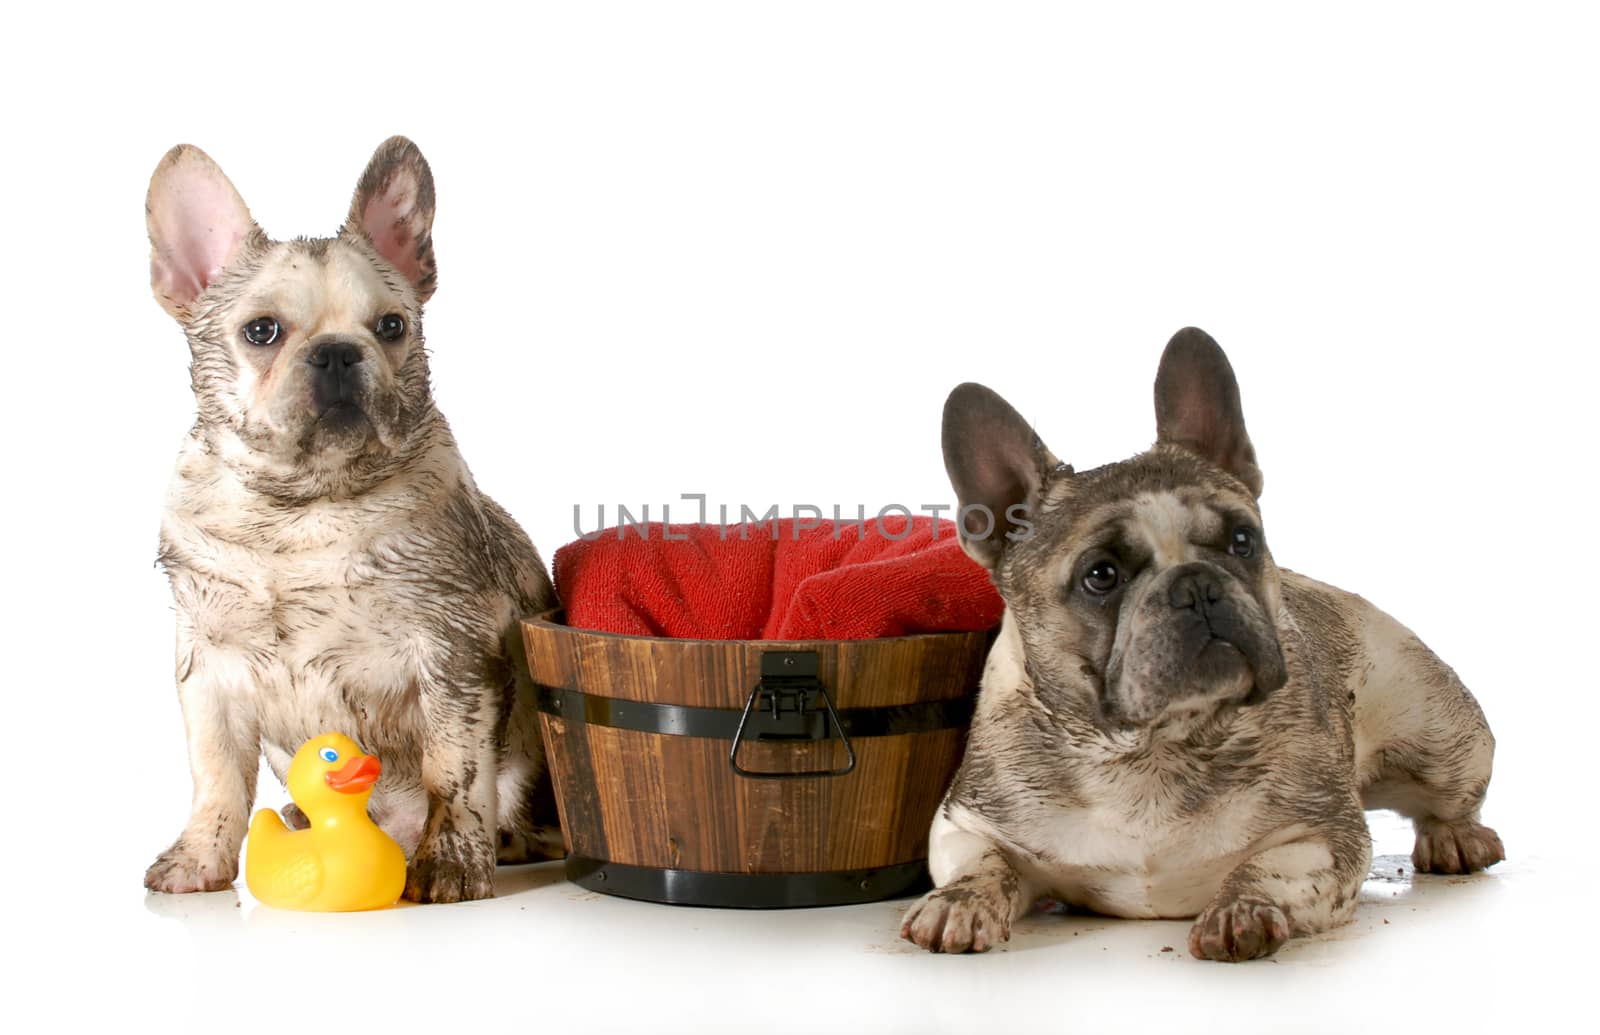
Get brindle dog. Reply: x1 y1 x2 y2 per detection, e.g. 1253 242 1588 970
903 327 1502 959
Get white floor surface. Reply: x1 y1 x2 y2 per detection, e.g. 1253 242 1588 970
30 801 1582 1034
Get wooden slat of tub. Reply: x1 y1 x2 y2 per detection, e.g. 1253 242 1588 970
537 715 599 858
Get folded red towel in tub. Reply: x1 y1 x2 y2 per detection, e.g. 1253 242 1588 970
553 516 1004 640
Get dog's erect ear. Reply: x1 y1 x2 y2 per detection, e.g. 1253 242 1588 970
942 383 1061 569
146 145 258 319
1153 327 1263 497
345 136 437 302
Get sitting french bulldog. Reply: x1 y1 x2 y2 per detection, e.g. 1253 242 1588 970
142 137 558 903
903 328 1502 960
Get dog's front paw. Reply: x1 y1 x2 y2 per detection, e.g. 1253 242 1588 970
901 880 1013 953
144 839 237 894
1188 894 1291 962
406 828 495 903
1413 819 1505 874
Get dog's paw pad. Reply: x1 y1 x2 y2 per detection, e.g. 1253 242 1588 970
405 830 496 903
901 882 1011 954
144 841 237 894
1413 819 1505 874
1188 894 1291 962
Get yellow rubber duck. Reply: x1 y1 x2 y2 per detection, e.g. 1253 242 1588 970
245 733 406 911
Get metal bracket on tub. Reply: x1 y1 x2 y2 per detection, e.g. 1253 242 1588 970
728 651 856 779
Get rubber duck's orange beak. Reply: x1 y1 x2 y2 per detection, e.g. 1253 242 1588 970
324 754 381 794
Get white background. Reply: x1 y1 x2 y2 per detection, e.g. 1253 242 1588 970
3 2 1594 1031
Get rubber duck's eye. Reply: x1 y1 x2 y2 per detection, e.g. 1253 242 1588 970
319 747 340 764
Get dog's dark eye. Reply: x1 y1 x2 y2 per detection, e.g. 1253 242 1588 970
375 313 406 342
1082 559 1120 595
1229 527 1257 559
242 317 279 346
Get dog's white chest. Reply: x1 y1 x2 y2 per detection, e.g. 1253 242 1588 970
169 519 429 763
271 551 420 686
1022 805 1249 917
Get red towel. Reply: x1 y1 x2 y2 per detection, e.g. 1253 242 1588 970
553 516 1003 640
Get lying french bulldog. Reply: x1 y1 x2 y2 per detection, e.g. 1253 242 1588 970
903 328 1502 959
142 137 559 903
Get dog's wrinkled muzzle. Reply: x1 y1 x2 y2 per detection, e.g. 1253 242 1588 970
1166 564 1286 703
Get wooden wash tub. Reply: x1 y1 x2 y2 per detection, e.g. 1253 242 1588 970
521 611 990 908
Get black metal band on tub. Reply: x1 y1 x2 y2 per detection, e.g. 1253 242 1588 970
532 683 975 738
565 855 931 909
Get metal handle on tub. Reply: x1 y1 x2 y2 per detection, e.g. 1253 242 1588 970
728 651 856 779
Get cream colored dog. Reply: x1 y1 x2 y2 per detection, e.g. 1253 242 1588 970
143 137 557 903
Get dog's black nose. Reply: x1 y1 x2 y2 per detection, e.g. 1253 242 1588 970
306 341 364 369
306 341 367 419
1168 567 1224 611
